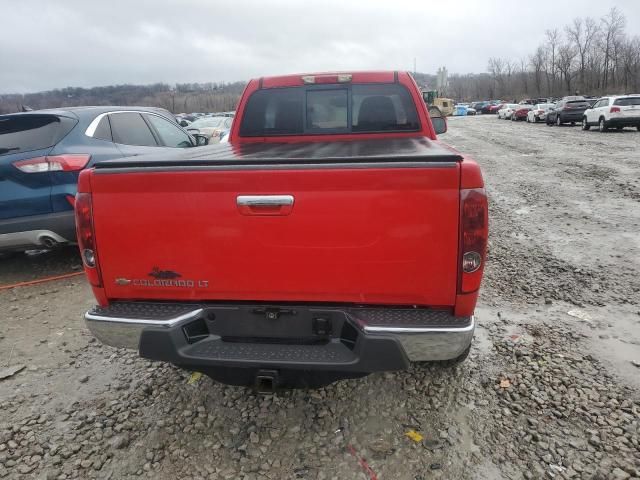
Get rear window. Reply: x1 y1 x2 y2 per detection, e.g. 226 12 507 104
614 97 640 106
0 114 76 156
566 101 590 107
307 90 348 130
240 84 420 136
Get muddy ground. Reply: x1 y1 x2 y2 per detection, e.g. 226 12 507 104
1 115 639 480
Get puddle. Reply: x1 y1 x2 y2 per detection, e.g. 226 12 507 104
473 326 493 355
583 306 640 389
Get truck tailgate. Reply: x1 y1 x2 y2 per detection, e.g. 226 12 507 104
90 140 461 306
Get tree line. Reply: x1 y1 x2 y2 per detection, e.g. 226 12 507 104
448 7 639 101
0 81 246 115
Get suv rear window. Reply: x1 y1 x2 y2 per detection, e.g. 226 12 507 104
240 84 420 136
566 101 590 107
0 114 77 156
614 97 640 106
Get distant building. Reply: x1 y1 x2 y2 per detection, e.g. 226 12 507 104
436 67 448 94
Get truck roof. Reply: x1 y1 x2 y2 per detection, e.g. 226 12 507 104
258 71 400 89
3 106 176 123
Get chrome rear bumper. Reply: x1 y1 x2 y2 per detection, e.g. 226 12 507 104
85 303 474 363
85 308 203 350
360 317 474 361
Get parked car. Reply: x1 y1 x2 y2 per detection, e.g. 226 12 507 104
453 104 469 116
453 104 477 116
512 105 533 121
78 71 488 389
187 116 233 142
546 99 591 126
581 95 640 132
480 103 495 114
526 103 554 123
471 101 488 112
497 104 520 120
486 103 506 114
217 119 233 141
0 106 207 252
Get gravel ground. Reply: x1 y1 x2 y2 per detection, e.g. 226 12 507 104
1 115 639 480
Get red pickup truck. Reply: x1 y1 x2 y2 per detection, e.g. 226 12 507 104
77 71 488 389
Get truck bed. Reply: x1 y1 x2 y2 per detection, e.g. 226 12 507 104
93 137 463 169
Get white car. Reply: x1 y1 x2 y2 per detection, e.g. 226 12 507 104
186 116 233 142
497 104 520 120
582 95 640 132
526 103 554 123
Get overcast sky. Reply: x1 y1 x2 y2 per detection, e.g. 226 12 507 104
1 0 639 93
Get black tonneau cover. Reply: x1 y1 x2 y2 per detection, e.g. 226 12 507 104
95 137 463 169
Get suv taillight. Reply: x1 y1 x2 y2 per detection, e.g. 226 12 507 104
460 188 488 293
13 154 90 173
610 106 621 113
75 192 102 287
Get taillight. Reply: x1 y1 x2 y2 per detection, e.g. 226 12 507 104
75 192 102 287
610 106 621 113
13 154 90 173
460 188 488 293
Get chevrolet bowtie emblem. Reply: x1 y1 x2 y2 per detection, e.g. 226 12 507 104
115 278 132 286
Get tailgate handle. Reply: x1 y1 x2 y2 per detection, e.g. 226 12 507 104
236 195 294 216
237 195 294 207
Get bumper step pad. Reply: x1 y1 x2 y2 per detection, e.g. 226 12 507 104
348 308 471 330
187 339 356 364
89 302 198 321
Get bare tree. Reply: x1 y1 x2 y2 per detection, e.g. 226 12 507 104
530 47 546 96
487 57 505 97
557 43 578 94
600 7 626 90
544 29 560 96
566 17 599 94
619 36 640 92
519 58 529 96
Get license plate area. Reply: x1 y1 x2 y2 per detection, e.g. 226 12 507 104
203 305 349 342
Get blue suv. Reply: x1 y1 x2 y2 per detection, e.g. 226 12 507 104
0 106 207 252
